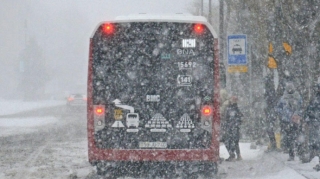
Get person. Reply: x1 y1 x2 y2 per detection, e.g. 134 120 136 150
219 89 230 143
224 96 243 161
219 89 230 163
303 84 320 170
275 82 303 161
264 75 279 152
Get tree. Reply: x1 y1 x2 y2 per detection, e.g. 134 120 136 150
19 37 49 101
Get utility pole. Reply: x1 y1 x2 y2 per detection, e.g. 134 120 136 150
200 0 203 16
219 0 226 88
208 0 212 25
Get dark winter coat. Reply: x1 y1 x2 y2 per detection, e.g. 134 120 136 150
275 90 303 123
305 93 320 148
225 103 243 142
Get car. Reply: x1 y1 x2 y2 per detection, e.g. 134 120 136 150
66 94 87 112
232 44 242 54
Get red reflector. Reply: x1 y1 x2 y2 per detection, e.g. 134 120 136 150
194 24 204 34
95 106 104 115
202 106 212 116
102 23 114 34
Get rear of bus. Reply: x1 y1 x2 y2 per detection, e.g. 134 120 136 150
88 15 220 178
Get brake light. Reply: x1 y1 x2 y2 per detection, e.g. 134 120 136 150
102 23 114 34
95 106 105 115
67 97 74 101
194 24 204 34
202 106 212 116
94 105 105 131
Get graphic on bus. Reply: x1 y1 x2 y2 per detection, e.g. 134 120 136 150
126 113 139 128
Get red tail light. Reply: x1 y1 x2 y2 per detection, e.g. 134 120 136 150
95 106 105 115
102 23 114 34
202 106 212 116
67 97 74 101
194 24 204 34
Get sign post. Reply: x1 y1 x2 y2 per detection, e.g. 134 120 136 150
227 34 247 73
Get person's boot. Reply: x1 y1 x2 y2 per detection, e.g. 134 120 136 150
313 164 320 171
265 146 276 153
236 155 242 161
301 150 314 163
287 156 294 161
226 154 235 162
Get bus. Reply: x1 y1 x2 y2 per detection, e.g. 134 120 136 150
87 14 220 178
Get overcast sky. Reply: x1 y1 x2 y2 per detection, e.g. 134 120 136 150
0 0 218 98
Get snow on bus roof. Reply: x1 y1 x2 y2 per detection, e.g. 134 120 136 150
115 13 207 22
92 13 217 38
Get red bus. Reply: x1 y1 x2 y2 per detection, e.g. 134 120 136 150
87 14 220 178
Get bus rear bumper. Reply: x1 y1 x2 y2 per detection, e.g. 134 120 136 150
92 160 218 178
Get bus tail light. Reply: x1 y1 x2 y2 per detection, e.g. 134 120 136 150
94 105 105 131
200 105 213 132
202 105 212 116
102 23 114 34
194 24 204 34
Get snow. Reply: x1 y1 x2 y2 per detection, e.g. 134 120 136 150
0 99 65 137
0 99 65 116
220 143 261 161
0 117 59 137
219 143 320 179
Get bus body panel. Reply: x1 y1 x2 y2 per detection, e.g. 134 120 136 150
87 17 220 164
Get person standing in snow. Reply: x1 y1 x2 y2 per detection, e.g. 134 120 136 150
264 75 279 152
303 84 320 170
224 96 243 161
220 89 230 143
275 82 303 161
219 89 230 162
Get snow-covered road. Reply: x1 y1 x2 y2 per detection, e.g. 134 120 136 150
0 101 320 179
0 109 93 179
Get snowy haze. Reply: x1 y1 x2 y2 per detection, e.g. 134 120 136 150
0 0 204 100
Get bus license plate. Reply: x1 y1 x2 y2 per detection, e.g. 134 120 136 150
139 142 167 148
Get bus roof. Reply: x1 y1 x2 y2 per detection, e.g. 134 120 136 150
91 14 218 38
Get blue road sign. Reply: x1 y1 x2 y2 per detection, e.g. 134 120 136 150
228 34 247 65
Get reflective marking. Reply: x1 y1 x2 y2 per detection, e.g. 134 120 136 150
180 129 191 132
146 95 160 102
177 75 192 86
176 113 194 132
150 129 166 132
161 53 171 59
178 62 196 70
111 121 125 128
139 142 167 148
182 39 196 48
176 49 196 56
127 129 139 132
145 113 171 132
